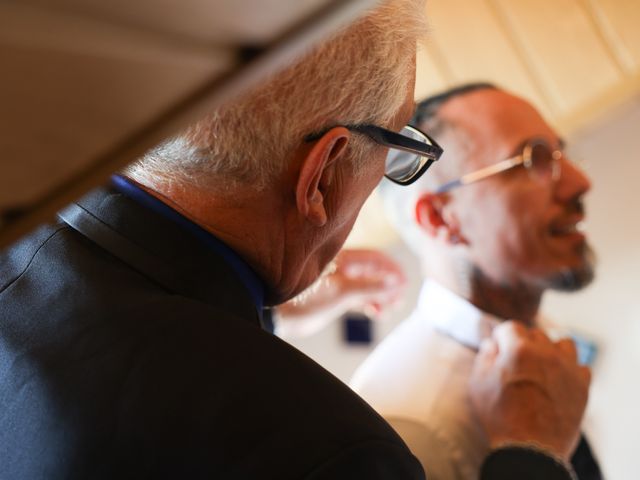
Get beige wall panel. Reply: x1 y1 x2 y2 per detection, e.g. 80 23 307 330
586 0 640 73
556 72 640 133
415 44 449 100
493 0 622 114
425 0 552 116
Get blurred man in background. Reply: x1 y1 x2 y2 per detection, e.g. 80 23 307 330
351 83 602 479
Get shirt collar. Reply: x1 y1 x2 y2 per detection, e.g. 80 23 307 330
111 175 265 318
415 279 501 350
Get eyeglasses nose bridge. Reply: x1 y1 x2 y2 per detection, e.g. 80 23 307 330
551 149 563 182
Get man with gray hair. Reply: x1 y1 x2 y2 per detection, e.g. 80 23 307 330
0 4 588 479
352 83 602 479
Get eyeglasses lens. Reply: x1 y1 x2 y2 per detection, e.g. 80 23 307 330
385 127 430 183
526 141 561 182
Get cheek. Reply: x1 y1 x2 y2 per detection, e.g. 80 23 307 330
497 192 558 277
464 189 545 276
513 192 553 242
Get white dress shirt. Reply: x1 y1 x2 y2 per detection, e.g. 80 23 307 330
350 280 500 480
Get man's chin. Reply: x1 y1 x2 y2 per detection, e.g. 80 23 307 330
548 246 597 292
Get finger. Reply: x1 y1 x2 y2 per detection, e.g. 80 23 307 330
342 270 407 298
492 321 528 349
578 365 592 386
362 302 382 318
528 327 553 345
476 338 499 365
555 338 578 362
341 274 389 294
340 249 405 280
383 271 407 288
341 260 386 279
357 249 403 271
337 249 383 269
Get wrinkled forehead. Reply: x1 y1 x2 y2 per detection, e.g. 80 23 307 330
439 89 559 167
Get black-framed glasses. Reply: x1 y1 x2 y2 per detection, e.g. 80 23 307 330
435 137 563 194
305 124 443 186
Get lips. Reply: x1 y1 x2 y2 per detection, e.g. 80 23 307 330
549 217 585 238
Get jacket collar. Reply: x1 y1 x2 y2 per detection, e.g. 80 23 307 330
61 186 264 328
110 175 265 313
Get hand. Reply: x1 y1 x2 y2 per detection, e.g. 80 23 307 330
468 321 591 461
329 248 407 316
276 249 406 337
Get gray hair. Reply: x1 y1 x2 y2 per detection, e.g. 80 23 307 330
127 0 428 192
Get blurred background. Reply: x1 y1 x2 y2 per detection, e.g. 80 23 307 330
282 1 640 479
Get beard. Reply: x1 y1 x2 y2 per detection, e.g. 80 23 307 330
547 243 597 292
545 197 596 291
464 241 597 306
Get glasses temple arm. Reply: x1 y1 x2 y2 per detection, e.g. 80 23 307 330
435 155 523 194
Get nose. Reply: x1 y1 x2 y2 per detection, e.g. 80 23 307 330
553 155 591 202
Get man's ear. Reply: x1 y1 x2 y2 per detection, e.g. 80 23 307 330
415 192 467 245
296 127 350 227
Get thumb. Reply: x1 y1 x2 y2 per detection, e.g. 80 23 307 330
475 338 499 367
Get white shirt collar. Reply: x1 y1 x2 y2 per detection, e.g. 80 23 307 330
414 280 501 350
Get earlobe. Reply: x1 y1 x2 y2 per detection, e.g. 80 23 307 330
308 190 326 226
295 127 350 227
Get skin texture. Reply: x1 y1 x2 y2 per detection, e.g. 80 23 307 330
415 88 593 324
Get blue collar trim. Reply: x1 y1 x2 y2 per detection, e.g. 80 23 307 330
111 175 265 318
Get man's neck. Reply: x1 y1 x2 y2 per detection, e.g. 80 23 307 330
126 176 315 305
466 268 542 326
130 178 282 284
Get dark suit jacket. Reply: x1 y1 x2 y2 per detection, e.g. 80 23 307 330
0 187 574 479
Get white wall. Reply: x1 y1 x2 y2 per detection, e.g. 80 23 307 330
282 95 640 479
542 95 640 480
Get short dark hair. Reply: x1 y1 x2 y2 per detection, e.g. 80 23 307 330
411 82 497 127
